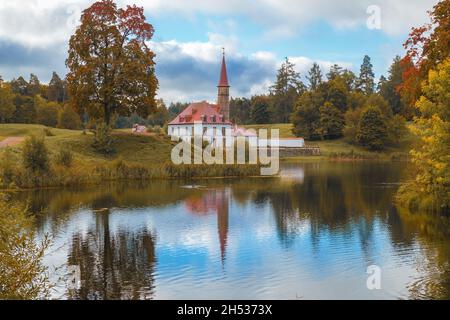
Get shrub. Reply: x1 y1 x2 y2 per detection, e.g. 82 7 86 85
43 127 54 137
22 135 50 173
0 194 52 299
55 148 74 167
92 122 115 154
0 148 18 187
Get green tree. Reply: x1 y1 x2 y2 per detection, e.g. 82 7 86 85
291 91 322 140
356 106 388 150
58 104 81 130
307 63 323 90
326 64 343 80
269 58 305 123
319 102 345 139
250 95 271 124
325 77 349 112
364 94 391 117
147 99 169 126
230 97 251 124
379 56 411 118
168 102 189 121
0 84 16 123
343 107 364 144
13 95 36 123
357 55 375 95
66 0 158 125
386 114 408 146
28 74 41 96
10 76 29 95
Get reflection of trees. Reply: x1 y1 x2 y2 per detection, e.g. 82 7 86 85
395 208 450 300
67 210 156 300
13 181 200 233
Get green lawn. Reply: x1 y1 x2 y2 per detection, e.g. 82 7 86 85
243 123 417 159
0 124 174 165
0 124 78 140
243 123 295 138
1 123 417 163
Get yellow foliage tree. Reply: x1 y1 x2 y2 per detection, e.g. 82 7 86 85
398 58 450 212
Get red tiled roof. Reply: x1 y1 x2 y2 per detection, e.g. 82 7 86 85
218 54 229 87
168 101 232 125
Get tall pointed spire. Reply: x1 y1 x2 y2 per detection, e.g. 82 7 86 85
217 48 230 121
218 48 229 87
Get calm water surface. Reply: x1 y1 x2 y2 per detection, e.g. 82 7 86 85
15 162 450 299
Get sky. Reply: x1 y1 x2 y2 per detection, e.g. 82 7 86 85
0 0 439 104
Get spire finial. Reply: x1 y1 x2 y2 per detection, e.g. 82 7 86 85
222 47 225 56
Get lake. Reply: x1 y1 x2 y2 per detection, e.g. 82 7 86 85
15 161 450 299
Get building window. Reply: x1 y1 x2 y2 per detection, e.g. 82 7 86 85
203 127 207 135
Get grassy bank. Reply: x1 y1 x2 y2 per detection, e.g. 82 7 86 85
243 123 417 160
0 124 260 190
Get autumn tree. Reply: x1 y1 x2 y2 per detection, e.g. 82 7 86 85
398 59 450 212
269 58 305 123
35 96 60 127
0 194 51 299
66 0 158 126
357 55 375 95
399 0 449 108
0 84 15 123
58 104 81 130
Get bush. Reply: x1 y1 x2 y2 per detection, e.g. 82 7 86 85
0 148 18 187
22 136 50 173
92 122 115 154
55 148 74 167
43 127 54 137
0 194 52 299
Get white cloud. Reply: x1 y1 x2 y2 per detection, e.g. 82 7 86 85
0 0 438 49
150 37 353 103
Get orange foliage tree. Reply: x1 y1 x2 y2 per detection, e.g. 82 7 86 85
66 0 158 125
398 0 449 108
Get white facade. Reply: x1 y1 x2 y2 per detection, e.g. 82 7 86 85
168 123 305 148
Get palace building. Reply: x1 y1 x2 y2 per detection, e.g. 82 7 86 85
167 52 234 144
168 51 305 149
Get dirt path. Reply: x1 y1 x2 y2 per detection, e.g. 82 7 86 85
0 137 25 148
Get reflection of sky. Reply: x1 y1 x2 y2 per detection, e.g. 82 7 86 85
40 187 424 300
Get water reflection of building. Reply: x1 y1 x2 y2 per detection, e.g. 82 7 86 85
184 189 230 263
